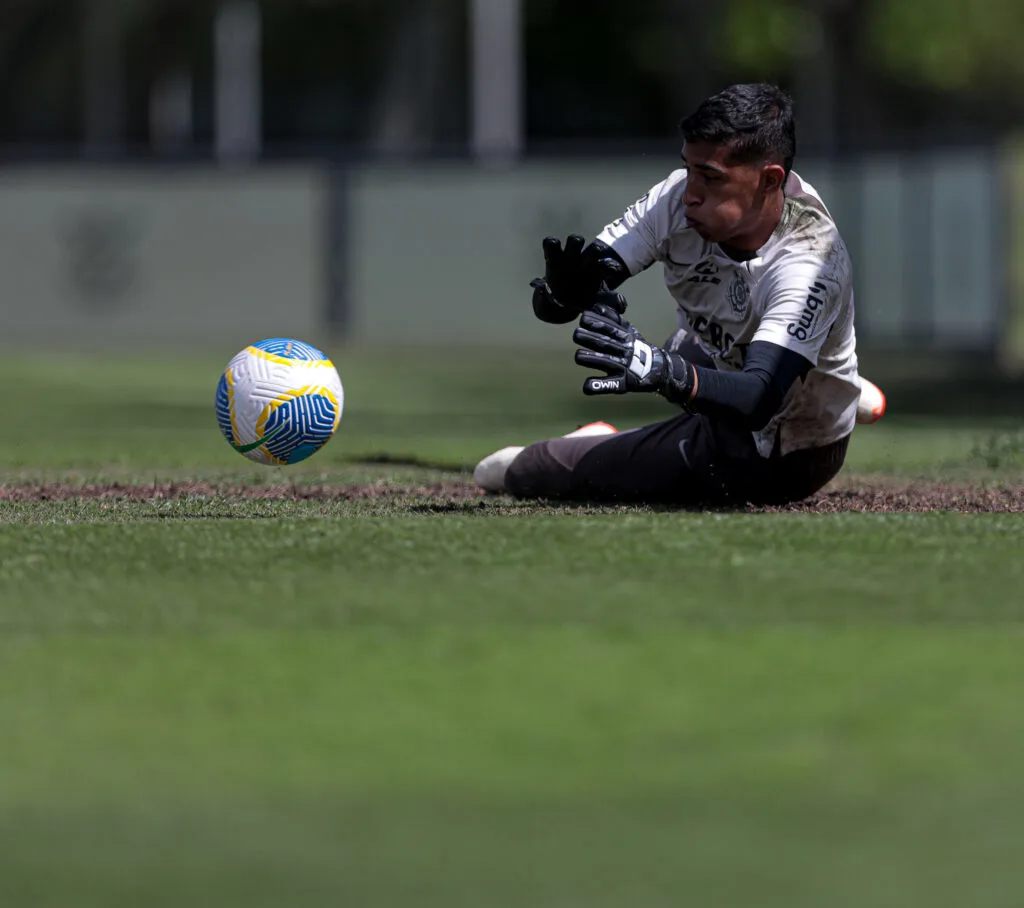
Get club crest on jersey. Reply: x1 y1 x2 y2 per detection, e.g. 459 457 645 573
728 272 750 316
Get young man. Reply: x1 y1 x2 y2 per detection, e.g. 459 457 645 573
474 83 885 505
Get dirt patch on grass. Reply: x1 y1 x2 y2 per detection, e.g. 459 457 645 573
0 481 485 503
1 477 1022 512
756 477 1024 513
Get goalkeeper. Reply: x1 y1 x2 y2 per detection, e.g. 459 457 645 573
473 83 884 506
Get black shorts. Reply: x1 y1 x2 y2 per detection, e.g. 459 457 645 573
505 411 849 506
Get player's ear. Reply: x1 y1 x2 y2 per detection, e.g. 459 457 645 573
762 164 786 193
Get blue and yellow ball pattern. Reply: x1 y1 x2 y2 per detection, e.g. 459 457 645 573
215 338 344 465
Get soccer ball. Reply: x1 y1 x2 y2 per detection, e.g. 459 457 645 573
215 338 344 465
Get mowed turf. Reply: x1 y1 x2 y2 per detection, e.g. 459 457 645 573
1 348 1023 908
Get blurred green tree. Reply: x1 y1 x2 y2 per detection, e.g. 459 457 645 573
1 0 1023 152
723 0 1024 93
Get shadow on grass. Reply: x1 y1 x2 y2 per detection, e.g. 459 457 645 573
346 453 469 471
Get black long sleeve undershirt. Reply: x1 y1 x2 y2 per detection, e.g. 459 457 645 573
590 244 810 429
531 240 811 429
688 341 813 431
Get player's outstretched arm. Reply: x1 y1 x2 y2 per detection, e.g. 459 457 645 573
530 235 630 324
688 343 812 429
573 296 812 430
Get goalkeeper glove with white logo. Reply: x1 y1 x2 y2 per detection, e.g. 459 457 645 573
573 297 697 405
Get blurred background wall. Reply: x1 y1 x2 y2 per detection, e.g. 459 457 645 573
0 0 1022 369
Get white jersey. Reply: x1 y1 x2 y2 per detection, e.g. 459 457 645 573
597 169 860 457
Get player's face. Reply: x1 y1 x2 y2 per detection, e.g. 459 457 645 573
680 141 782 248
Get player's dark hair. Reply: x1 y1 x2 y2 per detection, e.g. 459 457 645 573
679 83 796 179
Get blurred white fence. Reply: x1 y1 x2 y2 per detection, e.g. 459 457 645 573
797 151 1004 350
0 151 1011 353
345 160 678 346
0 166 327 346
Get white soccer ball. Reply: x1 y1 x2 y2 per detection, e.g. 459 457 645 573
215 337 344 465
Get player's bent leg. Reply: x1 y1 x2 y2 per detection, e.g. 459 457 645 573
505 411 750 503
473 446 526 492
502 429 629 499
504 412 851 506
473 422 617 494
752 434 850 505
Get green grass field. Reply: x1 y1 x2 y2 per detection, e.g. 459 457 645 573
1 347 1023 908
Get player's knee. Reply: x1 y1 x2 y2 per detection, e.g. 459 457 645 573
503 436 593 501
505 443 552 498
505 441 574 499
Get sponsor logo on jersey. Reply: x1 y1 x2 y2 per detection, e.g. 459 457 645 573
727 272 750 316
688 259 721 285
687 313 736 355
787 280 829 341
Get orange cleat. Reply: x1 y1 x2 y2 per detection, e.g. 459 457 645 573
562 421 619 438
856 378 886 425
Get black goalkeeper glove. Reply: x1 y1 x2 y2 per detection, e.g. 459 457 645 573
530 277 578 324
530 235 629 324
572 296 696 405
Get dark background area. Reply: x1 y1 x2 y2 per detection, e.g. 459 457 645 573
1 0 1021 158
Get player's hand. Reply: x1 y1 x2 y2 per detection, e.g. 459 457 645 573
530 274 628 324
536 235 628 314
573 300 666 394
543 234 591 310
573 298 696 405
530 277 579 324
